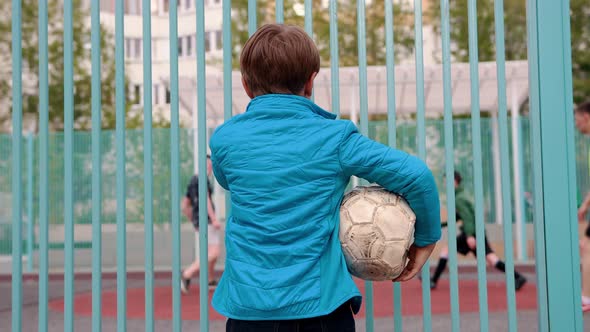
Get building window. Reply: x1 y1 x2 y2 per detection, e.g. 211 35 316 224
125 0 141 15
165 88 171 104
132 84 141 105
186 36 192 56
215 30 222 50
101 0 115 13
178 37 183 56
185 0 191 10
154 84 160 105
205 32 211 52
125 38 141 59
134 39 141 59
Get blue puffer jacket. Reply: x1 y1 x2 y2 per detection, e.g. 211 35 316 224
209 94 441 320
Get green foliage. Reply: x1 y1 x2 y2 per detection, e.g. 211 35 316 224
427 0 527 62
427 0 589 103
0 0 148 132
230 0 415 68
570 0 590 103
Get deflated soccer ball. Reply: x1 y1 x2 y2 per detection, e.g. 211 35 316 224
339 186 416 281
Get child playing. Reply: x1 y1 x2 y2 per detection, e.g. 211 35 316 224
430 171 527 291
180 155 222 293
209 24 441 331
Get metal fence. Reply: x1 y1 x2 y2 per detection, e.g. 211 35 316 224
5 0 583 331
3 118 590 257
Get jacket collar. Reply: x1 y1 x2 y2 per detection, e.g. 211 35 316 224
245 94 337 120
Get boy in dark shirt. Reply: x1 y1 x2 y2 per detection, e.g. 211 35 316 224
180 156 222 293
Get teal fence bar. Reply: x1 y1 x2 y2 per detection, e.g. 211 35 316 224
413 0 432 330
440 0 461 331
383 1 403 330
63 0 75 330
493 0 518 329
248 0 256 36
142 0 155 331
467 0 490 330
196 1 209 331
26 134 33 273
37 0 49 329
329 0 339 117
223 0 233 215
356 1 374 331
11 0 23 330
115 0 127 330
275 0 284 23
527 0 582 330
90 0 103 331
169 1 182 331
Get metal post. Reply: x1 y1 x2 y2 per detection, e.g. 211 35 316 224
526 0 582 330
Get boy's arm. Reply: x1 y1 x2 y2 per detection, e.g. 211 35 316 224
339 122 441 247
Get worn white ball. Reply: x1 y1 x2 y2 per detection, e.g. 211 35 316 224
339 186 416 281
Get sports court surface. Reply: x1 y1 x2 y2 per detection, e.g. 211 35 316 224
4 265 588 331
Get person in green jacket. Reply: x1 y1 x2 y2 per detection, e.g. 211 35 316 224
430 171 527 291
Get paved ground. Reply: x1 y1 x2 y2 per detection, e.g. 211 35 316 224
2 269 589 332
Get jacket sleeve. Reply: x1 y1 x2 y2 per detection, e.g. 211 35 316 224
338 122 441 247
210 153 229 190
456 197 476 236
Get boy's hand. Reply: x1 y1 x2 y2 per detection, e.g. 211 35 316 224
392 243 436 282
467 236 476 250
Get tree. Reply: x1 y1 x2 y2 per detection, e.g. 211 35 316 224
0 0 139 133
230 0 416 68
570 0 590 103
427 0 589 103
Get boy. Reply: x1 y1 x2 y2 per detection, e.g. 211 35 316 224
180 155 222 293
209 24 441 331
430 171 527 290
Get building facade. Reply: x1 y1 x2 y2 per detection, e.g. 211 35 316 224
99 0 223 125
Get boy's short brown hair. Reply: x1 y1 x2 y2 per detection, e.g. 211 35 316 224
240 24 320 96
